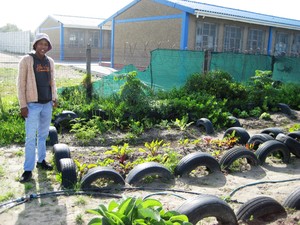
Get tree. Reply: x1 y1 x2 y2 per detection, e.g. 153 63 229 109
0 23 21 32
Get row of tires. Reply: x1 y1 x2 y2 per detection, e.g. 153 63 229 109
176 191 300 224
54 143 300 224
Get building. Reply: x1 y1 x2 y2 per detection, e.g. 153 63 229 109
99 0 300 69
37 14 111 61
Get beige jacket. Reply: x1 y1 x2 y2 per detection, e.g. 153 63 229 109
17 54 57 109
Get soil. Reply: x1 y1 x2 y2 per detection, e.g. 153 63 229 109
0 111 300 225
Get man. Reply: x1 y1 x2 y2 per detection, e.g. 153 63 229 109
17 33 58 183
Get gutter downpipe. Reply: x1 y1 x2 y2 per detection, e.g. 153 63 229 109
267 27 273 55
60 24 64 61
111 19 115 68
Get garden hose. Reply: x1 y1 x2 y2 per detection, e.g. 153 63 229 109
228 177 300 198
0 190 122 214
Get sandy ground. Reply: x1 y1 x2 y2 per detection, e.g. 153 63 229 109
0 112 300 225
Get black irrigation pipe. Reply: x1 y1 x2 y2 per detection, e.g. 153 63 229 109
2 177 300 214
0 190 122 214
229 177 300 198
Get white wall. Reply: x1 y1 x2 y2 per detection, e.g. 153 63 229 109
0 31 31 54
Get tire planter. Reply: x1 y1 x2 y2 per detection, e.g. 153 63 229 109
260 127 284 138
60 158 77 189
196 118 214 134
177 195 238 225
277 103 293 116
219 146 259 171
223 127 250 145
255 140 290 165
227 116 242 127
53 110 78 131
236 196 287 222
53 143 71 172
246 133 274 150
283 187 300 210
81 166 125 190
287 131 300 140
47 125 58 146
125 162 174 185
276 133 300 158
174 152 221 176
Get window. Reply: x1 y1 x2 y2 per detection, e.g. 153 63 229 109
274 32 288 56
224 25 243 53
195 22 218 51
291 34 300 57
68 30 85 48
247 29 265 54
88 31 99 48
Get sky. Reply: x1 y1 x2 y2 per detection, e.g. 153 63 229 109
1 0 300 32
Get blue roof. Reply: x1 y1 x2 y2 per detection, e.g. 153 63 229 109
99 0 300 30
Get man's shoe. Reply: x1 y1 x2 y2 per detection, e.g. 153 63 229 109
20 171 32 183
36 160 53 170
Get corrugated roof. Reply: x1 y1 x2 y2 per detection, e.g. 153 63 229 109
165 0 300 30
50 14 109 29
99 0 300 30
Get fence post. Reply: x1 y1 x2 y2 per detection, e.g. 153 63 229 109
85 44 92 99
203 50 210 74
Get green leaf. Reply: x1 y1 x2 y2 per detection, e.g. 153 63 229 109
169 214 190 222
140 198 162 209
108 200 119 211
118 197 136 216
138 208 161 221
88 217 102 225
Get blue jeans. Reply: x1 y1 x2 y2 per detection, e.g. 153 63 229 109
24 102 53 171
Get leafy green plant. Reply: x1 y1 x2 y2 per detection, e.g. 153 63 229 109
105 143 133 165
171 114 193 131
139 139 165 156
74 159 97 181
86 197 192 225
259 112 271 120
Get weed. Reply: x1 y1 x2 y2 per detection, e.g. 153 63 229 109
0 191 14 202
75 213 84 225
74 196 87 206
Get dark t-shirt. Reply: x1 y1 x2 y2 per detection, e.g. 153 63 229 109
30 54 52 103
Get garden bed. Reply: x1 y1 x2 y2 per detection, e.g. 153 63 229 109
0 111 300 224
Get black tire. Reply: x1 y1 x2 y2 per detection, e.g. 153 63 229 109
236 196 287 222
219 146 259 171
276 133 300 158
283 187 300 210
47 125 58 146
196 118 214 134
277 103 292 116
125 162 174 185
53 110 78 131
255 140 290 165
174 152 221 176
223 127 250 145
81 166 125 190
287 131 300 140
177 195 238 225
247 133 274 150
260 127 284 138
228 116 242 127
60 158 77 189
53 143 71 172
